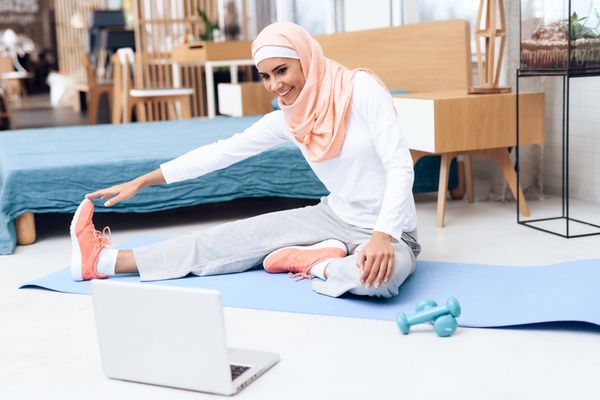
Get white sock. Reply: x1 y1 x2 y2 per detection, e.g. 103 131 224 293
96 248 118 276
309 259 331 280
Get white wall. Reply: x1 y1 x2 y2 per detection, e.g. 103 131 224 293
542 77 600 202
342 0 392 31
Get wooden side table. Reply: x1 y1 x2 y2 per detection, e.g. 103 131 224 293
393 91 545 227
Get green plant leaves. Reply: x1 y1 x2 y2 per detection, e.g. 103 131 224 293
569 10 600 40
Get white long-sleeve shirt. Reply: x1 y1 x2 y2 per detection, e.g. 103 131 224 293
160 71 417 240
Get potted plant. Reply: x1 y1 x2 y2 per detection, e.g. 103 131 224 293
198 9 220 42
569 10 600 68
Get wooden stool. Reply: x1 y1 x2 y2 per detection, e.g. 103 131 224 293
0 57 28 103
0 88 15 129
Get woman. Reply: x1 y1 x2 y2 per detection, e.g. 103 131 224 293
70 21 420 298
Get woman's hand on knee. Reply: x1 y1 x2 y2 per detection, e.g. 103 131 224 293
357 231 394 289
86 179 143 207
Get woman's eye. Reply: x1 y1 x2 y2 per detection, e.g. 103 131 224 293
260 75 269 80
277 68 287 75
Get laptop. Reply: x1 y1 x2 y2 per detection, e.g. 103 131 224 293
91 280 279 395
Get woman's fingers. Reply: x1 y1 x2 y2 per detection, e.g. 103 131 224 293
359 254 374 284
85 183 137 207
104 197 118 207
361 254 377 287
360 253 394 288
85 190 105 199
374 259 388 287
84 188 119 207
87 186 117 200
104 191 129 207
364 255 382 288
384 256 394 283
356 250 366 271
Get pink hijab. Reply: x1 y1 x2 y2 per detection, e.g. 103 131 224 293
252 22 386 162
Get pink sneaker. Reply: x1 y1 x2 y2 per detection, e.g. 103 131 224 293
263 239 347 279
70 199 111 281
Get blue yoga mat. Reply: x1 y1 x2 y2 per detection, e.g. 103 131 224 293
20 235 600 328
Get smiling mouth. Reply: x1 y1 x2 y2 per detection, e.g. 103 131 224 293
277 87 293 97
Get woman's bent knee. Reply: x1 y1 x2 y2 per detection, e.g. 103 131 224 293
312 256 414 298
348 276 402 298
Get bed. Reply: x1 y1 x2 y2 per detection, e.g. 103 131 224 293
0 117 328 254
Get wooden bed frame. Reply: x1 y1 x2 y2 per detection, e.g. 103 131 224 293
14 20 473 246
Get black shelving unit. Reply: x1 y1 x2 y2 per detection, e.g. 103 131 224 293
517 0 600 238
516 68 600 238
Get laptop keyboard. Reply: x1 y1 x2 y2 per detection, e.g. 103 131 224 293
230 364 251 380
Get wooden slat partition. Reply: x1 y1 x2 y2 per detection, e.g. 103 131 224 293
55 0 107 89
132 0 218 117
316 20 472 92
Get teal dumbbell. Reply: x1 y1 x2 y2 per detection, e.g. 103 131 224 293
416 298 459 337
396 297 461 337
433 314 458 337
415 299 438 312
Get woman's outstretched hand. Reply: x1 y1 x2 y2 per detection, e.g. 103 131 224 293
86 169 167 207
356 231 394 289
86 179 143 207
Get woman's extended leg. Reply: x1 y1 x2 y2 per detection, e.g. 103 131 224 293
115 250 137 274
72 197 359 281
131 199 355 281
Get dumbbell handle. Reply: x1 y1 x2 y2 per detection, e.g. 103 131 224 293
405 297 461 326
405 307 451 326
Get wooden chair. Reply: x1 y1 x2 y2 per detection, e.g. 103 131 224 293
83 53 113 124
0 56 28 103
0 87 15 130
112 48 193 124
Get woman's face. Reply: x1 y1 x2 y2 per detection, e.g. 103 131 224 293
257 57 305 106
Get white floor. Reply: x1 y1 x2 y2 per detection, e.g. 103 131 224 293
2 194 600 400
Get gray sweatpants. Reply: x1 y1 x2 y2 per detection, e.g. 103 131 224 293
133 198 421 298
